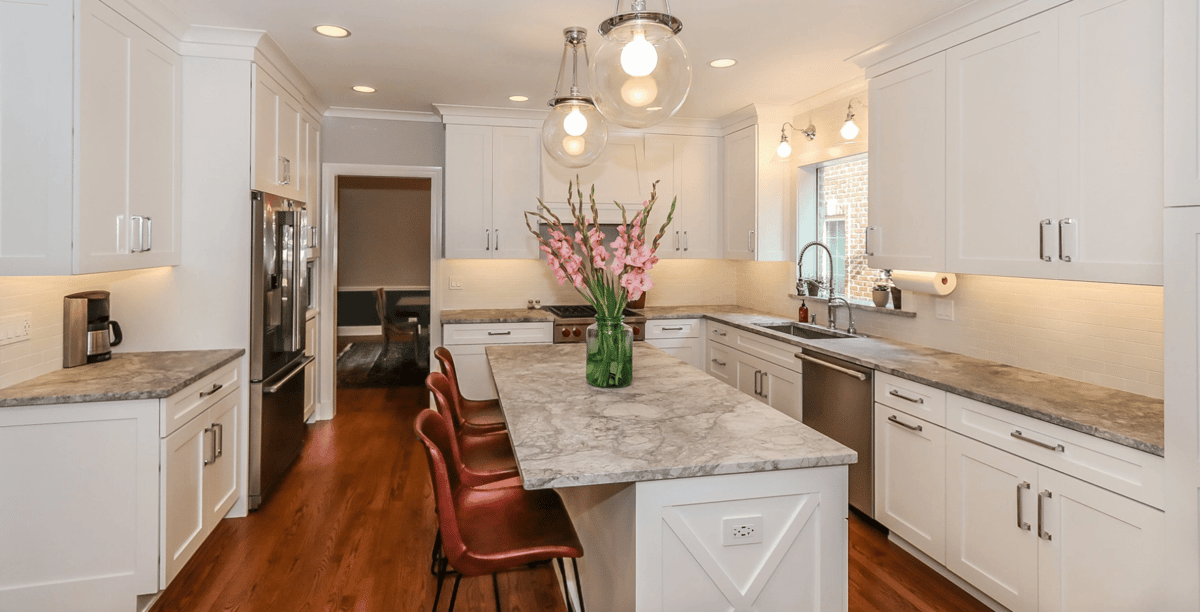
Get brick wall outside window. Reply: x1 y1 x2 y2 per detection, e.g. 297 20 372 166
816 157 884 303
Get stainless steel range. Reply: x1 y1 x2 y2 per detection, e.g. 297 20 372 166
544 305 647 344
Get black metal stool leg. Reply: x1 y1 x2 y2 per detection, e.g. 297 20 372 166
492 573 502 612
555 558 578 612
571 558 586 612
446 574 463 612
431 557 449 612
430 530 442 576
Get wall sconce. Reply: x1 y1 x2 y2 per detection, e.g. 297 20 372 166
840 98 867 140
776 121 816 158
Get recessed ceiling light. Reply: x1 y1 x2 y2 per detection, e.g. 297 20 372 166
314 25 351 38
352 85 376 93
509 95 529 102
709 58 737 68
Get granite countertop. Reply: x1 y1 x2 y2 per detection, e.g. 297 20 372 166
450 304 1164 456
441 308 556 324
0 349 245 407
487 343 857 490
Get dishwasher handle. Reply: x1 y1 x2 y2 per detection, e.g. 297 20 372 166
795 353 867 381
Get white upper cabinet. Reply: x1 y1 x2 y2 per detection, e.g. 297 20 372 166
945 10 1061 280
867 53 946 272
445 125 541 259
721 105 791 262
1165 0 1200 207
723 125 758 260
252 66 307 201
677 135 722 259
1 0 181 275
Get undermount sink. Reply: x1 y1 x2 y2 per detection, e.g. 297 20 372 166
755 322 857 340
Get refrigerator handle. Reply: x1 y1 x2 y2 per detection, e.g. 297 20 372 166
263 356 314 394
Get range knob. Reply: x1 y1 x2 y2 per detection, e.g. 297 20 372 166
561 328 571 338
572 328 582 338
632 326 642 335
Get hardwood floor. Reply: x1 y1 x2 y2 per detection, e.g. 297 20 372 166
151 385 993 612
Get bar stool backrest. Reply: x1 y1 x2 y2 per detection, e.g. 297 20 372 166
425 371 492 487
433 347 470 420
413 409 470 569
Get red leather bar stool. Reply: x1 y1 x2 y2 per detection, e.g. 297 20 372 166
434 347 507 434
415 409 586 612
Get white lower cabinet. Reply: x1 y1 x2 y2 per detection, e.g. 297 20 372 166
707 324 803 422
442 323 553 399
874 406 946 564
304 314 317 421
645 319 705 370
944 431 1165 612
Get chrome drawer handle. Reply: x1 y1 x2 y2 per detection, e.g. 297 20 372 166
203 427 215 466
661 326 684 331
887 414 923 432
213 422 223 458
1038 490 1052 540
487 331 512 336
888 389 924 404
1017 481 1031 531
199 383 224 398
711 358 726 367
712 330 727 336
1011 430 1064 452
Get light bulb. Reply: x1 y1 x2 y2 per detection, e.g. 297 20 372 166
777 140 792 158
563 107 588 136
562 135 586 156
620 76 658 107
620 30 658 77
841 119 859 140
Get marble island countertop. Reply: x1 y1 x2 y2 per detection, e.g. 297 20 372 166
0 349 245 407
446 304 1164 456
486 343 857 489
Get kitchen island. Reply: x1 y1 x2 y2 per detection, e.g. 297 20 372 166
485 343 856 612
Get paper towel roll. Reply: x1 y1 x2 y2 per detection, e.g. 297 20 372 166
890 271 957 296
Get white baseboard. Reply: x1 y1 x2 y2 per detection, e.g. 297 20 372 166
338 325 381 336
887 533 1011 612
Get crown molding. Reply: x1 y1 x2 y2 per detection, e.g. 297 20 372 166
179 26 266 60
790 78 867 117
102 0 188 51
324 107 442 123
254 34 328 115
718 104 793 135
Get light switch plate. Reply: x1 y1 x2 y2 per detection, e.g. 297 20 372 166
935 299 954 321
722 515 764 546
448 276 463 290
0 313 31 347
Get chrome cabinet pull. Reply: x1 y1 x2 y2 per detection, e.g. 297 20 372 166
1011 430 1065 452
130 216 145 253
888 389 924 404
887 414 923 432
674 230 680 251
199 383 224 398
711 358 726 367
748 230 755 252
1017 481 1031 531
144 216 153 252
661 326 684 331
754 370 762 396
487 330 512 336
795 353 868 381
865 227 876 256
1059 218 1076 262
202 427 215 466
1039 219 1053 262
712 329 727 337
214 422 224 459
760 372 769 399
485 229 491 250
683 231 689 251
494 228 500 250
1038 490 1052 540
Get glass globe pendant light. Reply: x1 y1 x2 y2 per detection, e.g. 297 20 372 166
543 27 609 168
589 0 691 129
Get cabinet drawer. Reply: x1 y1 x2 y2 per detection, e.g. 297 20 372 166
875 372 947 425
706 343 735 386
646 318 701 339
946 394 1164 509
442 322 553 345
707 321 737 345
161 361 239 438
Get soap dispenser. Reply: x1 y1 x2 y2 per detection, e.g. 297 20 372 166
798 300 809 324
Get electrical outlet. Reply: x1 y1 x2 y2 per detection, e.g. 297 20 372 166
448 276 463 290
0 313 31 347
935 299 955 321
722 515 764 546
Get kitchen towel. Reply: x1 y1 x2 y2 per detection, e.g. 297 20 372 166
890 270 957 296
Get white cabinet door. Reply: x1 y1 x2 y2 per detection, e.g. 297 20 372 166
491 127 542 259
1055 0 1163 285
1166 0 1200 208
723 126 757 260
161 407 208 587
445 125 494 259
946 431 1039 612
306 117 321 218
706 342 736 386
759 360 802 422
643 135 680 258
127 36 181 269
678 135 722 259
252 67 281 195
874 406 946 564
304 316 317 421
202 394 239 535
646 338 702 370
0 0 73 275
443 344 499 400
1037 468 1165 612
542 132 647 206
276 96 303 200
945 10 1060 279
867 53 946 272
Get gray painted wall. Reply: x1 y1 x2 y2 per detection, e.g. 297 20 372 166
321 117 444 167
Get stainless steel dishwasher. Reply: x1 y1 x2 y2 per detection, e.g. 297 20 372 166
798 350 874 518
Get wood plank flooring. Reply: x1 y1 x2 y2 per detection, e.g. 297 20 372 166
151 384 994 612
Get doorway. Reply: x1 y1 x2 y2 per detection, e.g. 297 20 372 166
317 164 444 420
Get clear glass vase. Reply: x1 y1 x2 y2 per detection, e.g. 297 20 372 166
585 315 633 388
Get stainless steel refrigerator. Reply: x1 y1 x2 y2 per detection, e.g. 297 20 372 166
249 190 312 510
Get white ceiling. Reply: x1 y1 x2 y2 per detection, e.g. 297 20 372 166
163 0 973 119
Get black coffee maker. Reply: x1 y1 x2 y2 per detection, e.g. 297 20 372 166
63 291 123 367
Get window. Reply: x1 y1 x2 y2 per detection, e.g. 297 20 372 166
812 154 883 303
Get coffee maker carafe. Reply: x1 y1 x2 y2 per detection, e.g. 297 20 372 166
63 291 123 368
